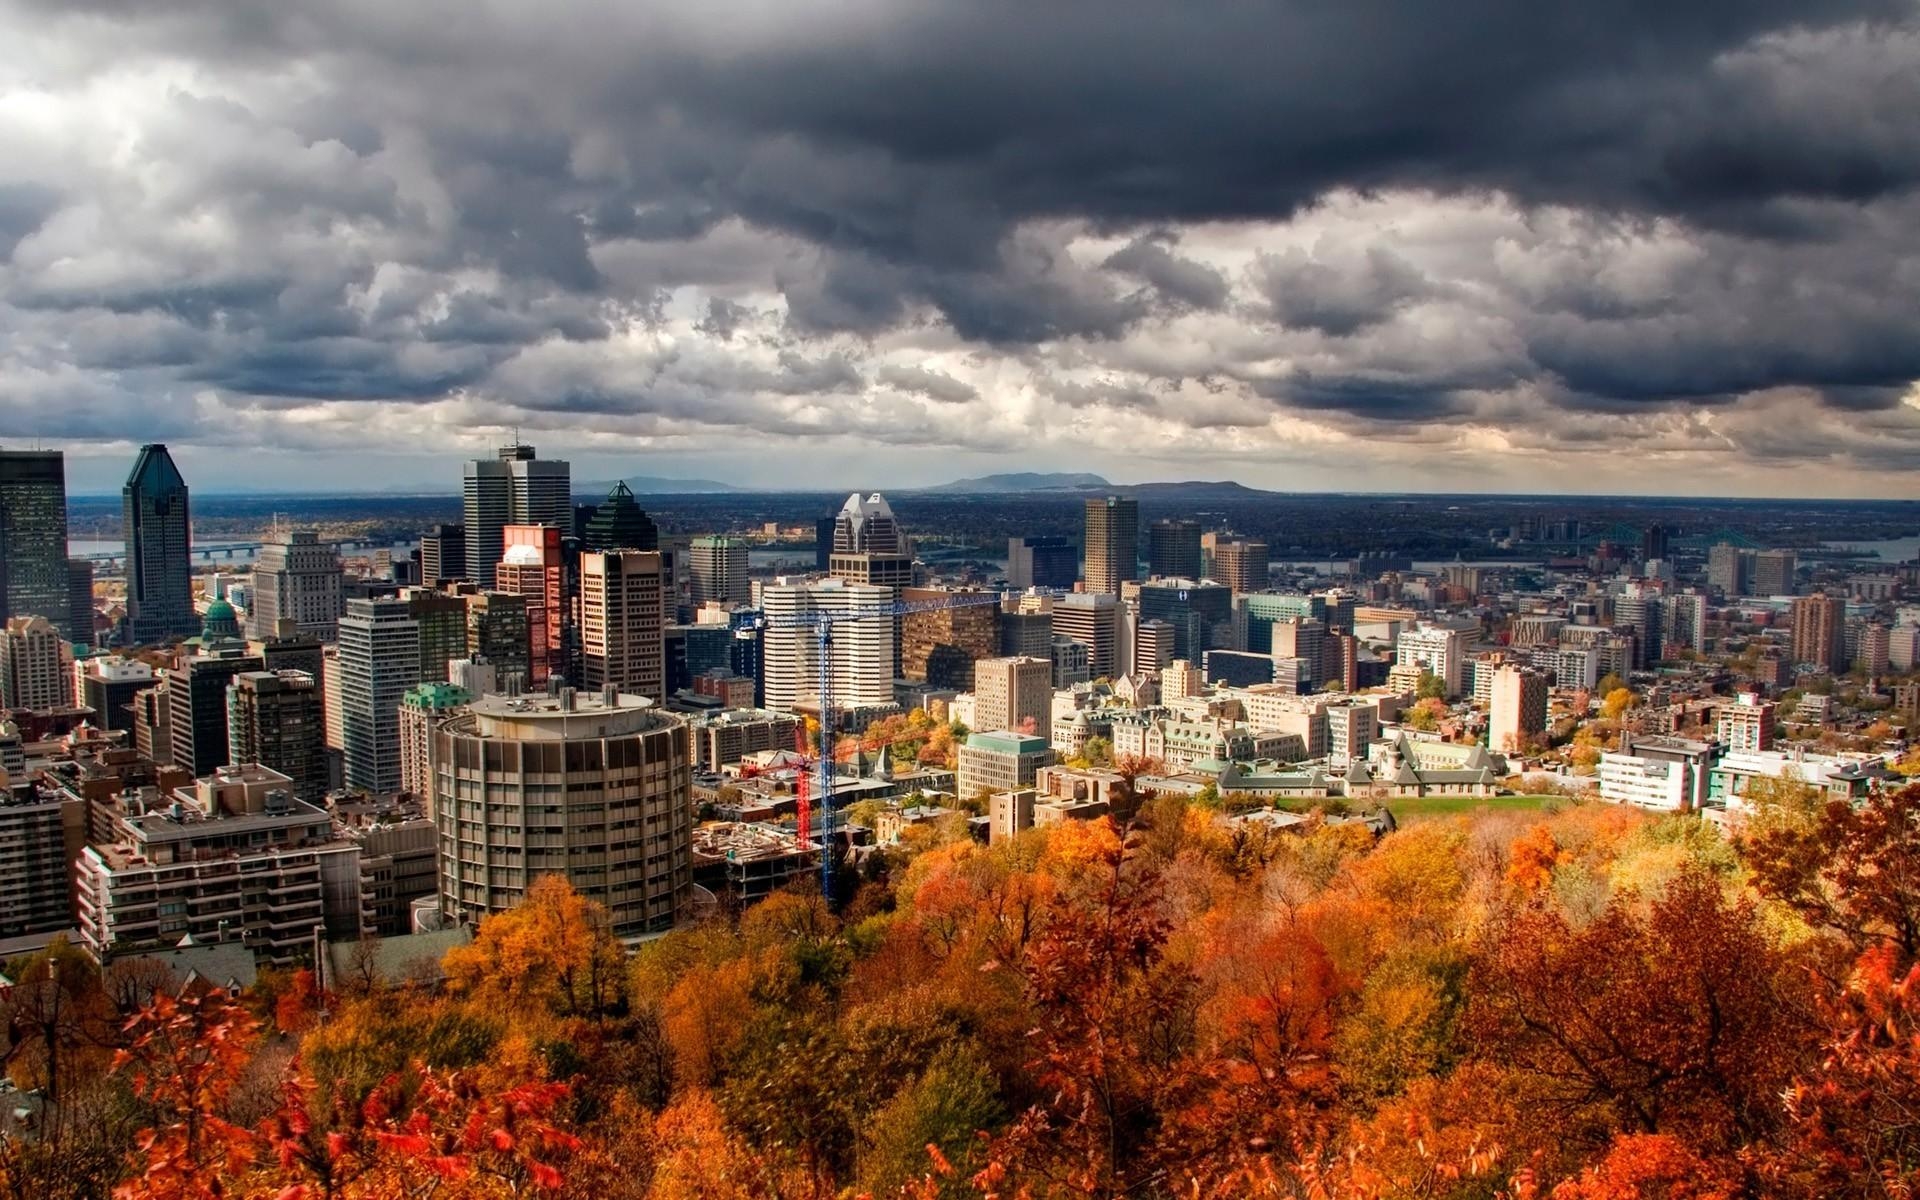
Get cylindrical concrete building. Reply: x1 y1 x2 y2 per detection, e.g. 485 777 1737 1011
432 687 691 936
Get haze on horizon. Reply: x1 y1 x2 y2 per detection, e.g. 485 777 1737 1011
4 0 1920 498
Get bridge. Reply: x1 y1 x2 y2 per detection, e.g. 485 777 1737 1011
75 537 394 569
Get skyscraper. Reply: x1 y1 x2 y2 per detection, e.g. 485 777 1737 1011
1007 536 1079 590
227 670 327 802
0 615 67 710
465 592 531 690
433 690 692 936
1083 496 1138 595
419 524 467 586
581 482 659 552
0 449 72 638
498 525 566 687
1146 518 1203 580
249 528 344 641
168 635 265 777
123 444 196 644
829 492 913 589
759 579 896 713
689 535 752 607
1051 592 1121 679
1707 543 1747 597
67 559 96 648
900 587 999 688
974 656 1052 737
1210 538 1270 593
1790 591 1847 673
337 597 422 794
1751 550 1798 597
462 445 570 588
580 550 668 700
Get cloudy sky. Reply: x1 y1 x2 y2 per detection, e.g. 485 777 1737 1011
5 0 1920 496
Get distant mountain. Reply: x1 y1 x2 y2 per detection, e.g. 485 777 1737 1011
579 475 751 495
927 472 1111 493
1121 480 1273 499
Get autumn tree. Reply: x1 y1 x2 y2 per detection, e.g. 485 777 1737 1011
1468 870 1808 1157
444 876 627 1017
1747 782 1920 971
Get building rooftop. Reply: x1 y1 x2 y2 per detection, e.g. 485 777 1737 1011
966 730 1052 755
457 688 674 740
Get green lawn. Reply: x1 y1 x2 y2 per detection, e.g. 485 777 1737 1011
1381 794 1566 822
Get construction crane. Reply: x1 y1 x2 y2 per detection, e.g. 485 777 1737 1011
757 588 1017 899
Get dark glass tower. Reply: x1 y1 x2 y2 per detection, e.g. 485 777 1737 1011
123 443 197 644
0 449 72 637
582 482 659 551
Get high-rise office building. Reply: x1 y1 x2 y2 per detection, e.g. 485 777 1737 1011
689 535 752 607
1751 550 1798 598
167 637 265 777
420 524 467 586
1135 619 1177 672
338 597 422 794
227 670 327 802
406 589 470 684
1000 609 1053 660
1146 519 1203 580
0 449 72 638
67 559 95 648
580 550 668 700
465 592 531 690
829 492 913 589
901 587 1000 689
1051 592 1121 679
76 654 155 734
123 444 196 644
974 656 1052 737
1707 543 1747 597
498 525 567 687
1 615 67 710
1007 536 1079 590
759 579 896 713
432 690 692 936
1791 592 1848 673
1640 524 1670 563
462 444 570 588
1489 665 1550 754
1083 497 1139 594
1857 622 1892 675
1137 579 1234 662
249 528 344 641
581 482 659 552
1210 538 1269 593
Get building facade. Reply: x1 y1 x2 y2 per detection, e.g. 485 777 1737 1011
1146 519 1203 580
463 445 570 589
974 656 1052 737
1083 497 1139 595
123 444 197 644
249 529 344 641
1791 592 1848 673
759 579 896 713
338 597 422 795
1 614 67 710
1007 536 1078 590
957 730 1054 800
689 535 752 607
0 449 72 638
580 550 668 700
1489 665 1549 754
227 670 328 803
432 691 691 935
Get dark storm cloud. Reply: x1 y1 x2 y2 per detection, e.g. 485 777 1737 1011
3 0 1920 476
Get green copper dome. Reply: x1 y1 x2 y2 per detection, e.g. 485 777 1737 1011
201 598 240 640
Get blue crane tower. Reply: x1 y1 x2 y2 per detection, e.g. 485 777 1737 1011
758 587 1041 899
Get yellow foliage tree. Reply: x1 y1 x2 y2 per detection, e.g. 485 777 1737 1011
443 875 626 1018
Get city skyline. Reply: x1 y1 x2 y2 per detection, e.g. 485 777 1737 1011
4 3 1920 498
